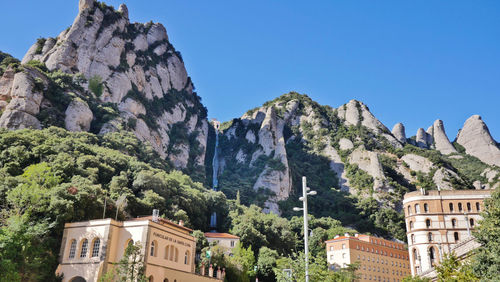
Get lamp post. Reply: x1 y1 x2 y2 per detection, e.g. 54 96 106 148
293 176 317 282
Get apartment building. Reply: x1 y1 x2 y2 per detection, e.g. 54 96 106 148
326 233 411 282
403 189 491 276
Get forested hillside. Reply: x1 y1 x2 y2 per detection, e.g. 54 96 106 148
1 1 500 281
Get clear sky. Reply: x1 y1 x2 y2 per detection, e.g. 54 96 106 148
1 1 499 141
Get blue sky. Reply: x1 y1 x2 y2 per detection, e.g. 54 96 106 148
1 1 499 140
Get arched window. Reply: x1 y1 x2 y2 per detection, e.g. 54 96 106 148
184 251 190 264
428 232 433 242
458 203 463 212
68 239 77 259
163 279 169 282
426 219 431 228
467 202 471 212
169 245 174 261
413 249 418 262
408 205 412 215
123 239 134 257
424 203 429 213
80 239 89 258
411 234 415 244
174 248 179 262
165 245 170 260
148 276 154 282
429 247 436 266
476 202 481 211
451 218 457 228
415 204 420 214
454 232 459 242
91 238 100 257
470 218 475 227
449 203 454 212
150 241 156 257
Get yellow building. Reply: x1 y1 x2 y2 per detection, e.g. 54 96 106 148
325 233 411 282
56 216 222 282
403 189 491 277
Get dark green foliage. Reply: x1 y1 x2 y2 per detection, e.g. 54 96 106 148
35 38 46 54
95 2 122 38
472 189 500 280
88 75 103 97
229 204 297 256
0 127 232 280
0 51 20 76
345 163 374 192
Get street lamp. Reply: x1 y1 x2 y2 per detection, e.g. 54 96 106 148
293 176 316 282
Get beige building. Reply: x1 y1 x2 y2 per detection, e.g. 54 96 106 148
403 189 491 277
325 233 411 282
204 232 240 253
56 216 221 282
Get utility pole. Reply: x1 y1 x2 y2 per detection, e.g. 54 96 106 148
293 176 316 282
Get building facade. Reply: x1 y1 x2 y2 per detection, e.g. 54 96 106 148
56 217 221 282
325 233 411 282
403 189 491 276
204 232 240 253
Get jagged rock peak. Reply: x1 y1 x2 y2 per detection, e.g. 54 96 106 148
79 0 94 12
337 99 402 148
1 0 209 171
416 128 431 148
457 115 500 167
428 119 456 155
391 123 406 144
118 4 129 19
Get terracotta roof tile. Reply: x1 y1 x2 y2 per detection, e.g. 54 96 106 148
204 232 240 239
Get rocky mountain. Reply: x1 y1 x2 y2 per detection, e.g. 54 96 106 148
213 92 499 238
457 115 500 167
0 0 209 179
0 0 499 240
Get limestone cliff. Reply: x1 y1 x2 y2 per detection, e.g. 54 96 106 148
456 115 500 167
217 93 500 219
0 0 208 173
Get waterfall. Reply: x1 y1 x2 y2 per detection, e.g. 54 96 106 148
210 122 220 230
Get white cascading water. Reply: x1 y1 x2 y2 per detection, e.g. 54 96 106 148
209 128 219 230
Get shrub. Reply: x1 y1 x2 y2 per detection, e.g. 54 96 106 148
88 75 103 97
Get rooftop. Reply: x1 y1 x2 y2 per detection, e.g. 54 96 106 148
204 232 240 239
131 216 193 233
325 234 406 249
404 189 492 200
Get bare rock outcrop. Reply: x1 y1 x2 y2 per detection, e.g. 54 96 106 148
1 1 209 169
337 100 402 148
0 66 48 130
348 146 386 191
416 128 432 148
392 123 406 144
456 115 500 167
64 98 93 132
426 120 456 155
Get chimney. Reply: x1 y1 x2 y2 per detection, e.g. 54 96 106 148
334 235 340 239
344 233 350 237
355 234 359 237
179 220 184 226
152 209 159 223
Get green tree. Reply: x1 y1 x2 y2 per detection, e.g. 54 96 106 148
472 188 500 281
435 253 478 282
257 246 279 282
274 252 359 282
117 242 147 282
401 276 430 282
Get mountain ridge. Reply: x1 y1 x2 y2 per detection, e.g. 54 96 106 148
0 0 499 240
